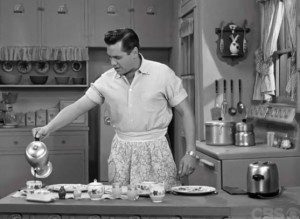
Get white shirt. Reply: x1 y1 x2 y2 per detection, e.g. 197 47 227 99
85 55 187 140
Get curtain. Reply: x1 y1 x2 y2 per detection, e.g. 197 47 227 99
284 0 297 100
252 0 285 101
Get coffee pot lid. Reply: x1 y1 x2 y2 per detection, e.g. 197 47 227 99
26 138 47 158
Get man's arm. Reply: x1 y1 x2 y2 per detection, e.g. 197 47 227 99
174 98 197 177
33 95 98 139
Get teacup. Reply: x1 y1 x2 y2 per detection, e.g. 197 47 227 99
149 183 165 203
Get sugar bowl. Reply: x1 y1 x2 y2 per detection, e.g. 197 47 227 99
87 179 104 200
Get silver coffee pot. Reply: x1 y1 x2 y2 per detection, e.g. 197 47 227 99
25 137 52 178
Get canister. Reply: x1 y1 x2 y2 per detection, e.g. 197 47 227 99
205 121 235 146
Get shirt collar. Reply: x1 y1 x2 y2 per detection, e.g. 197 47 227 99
114 53 149 79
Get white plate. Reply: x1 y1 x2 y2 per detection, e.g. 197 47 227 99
171 185 216 195
46 184 88 193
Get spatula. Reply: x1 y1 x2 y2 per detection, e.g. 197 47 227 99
210 80 222 120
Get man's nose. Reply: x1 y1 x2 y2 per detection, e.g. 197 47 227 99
110 58 117 66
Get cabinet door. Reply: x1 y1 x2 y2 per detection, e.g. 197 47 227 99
0 0 40 46
223 157 300 190
42 0 86 47
88 0 131 47
132 0 173 47
188 152 222 189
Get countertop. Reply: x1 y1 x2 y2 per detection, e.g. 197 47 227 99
196 140 300 160
1 187 300 218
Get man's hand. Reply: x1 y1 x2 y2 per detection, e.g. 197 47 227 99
32 126 50 140
178 154 197 177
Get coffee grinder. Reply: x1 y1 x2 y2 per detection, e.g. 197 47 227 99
0 92 18 127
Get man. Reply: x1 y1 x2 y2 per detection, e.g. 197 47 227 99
32 28 197 189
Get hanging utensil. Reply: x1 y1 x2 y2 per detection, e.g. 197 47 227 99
228 79 237 116
219 21 225 54
210 80 222 120
242 20 248 54
237 79 245 114
221 79 228 118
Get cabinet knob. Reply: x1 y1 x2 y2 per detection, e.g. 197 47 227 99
13 141 18 145
107 5 116 15
61 140 66 144
128 8 135 12
146 6 155 15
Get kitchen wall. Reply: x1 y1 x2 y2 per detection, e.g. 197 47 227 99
199 0 260 126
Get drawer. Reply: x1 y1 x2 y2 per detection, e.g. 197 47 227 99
0 131 88 149
188 151 222 189
44 131 88 148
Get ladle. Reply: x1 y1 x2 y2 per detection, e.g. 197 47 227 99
237 79 245 114
228 79 237 116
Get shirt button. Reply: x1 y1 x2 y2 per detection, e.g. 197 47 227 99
129 88 132 91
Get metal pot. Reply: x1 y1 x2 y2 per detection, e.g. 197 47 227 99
235 119 255 146
236 119 254 132
25 137 52 178
235 132 255 146
205 120 235 146
247 161 279 198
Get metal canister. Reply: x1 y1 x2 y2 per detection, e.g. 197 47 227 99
205 121 235 146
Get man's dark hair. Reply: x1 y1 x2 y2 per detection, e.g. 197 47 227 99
104 28 140 54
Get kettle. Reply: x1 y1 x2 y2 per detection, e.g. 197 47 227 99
25 137 52 178
247 161 279 198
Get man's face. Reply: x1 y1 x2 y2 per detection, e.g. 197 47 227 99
107 41 136 75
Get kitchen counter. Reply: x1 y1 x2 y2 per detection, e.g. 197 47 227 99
1 187 300 218
196 140 299 160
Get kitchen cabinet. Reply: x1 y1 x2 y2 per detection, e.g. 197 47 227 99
0 0 40 46
0 126 89 198
0 0 86 47
88 0 173 47
190 141 300 190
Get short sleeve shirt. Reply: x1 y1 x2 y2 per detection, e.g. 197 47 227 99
85 55 187 134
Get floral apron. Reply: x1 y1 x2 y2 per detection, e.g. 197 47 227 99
108 134 181 190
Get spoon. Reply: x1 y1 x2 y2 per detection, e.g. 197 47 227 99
228 79 237 116
221 79 228 118
237 79 245 114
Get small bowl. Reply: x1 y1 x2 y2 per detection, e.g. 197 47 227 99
30 76 48 85
55 76 70 85
72 77 84 84
0 72 22 85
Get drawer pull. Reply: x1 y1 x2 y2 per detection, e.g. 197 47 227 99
61 140 66 144
199 158 215 168
13 141 18 145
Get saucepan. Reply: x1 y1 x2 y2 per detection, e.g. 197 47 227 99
205 119 235 146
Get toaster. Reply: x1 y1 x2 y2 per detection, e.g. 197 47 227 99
247 161 279 198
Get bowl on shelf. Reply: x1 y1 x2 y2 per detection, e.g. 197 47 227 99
29 76 48 85
55 76 70 85
72 77 84 85
0 72 22 85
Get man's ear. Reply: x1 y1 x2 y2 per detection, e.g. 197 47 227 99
131 47 139 56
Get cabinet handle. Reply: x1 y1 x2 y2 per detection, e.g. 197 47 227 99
128 8 135 12
199 159 215 169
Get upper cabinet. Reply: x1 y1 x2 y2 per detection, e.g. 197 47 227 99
88 0 173 47
0 0 40 46
0 0 86 47
42 0 86 47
